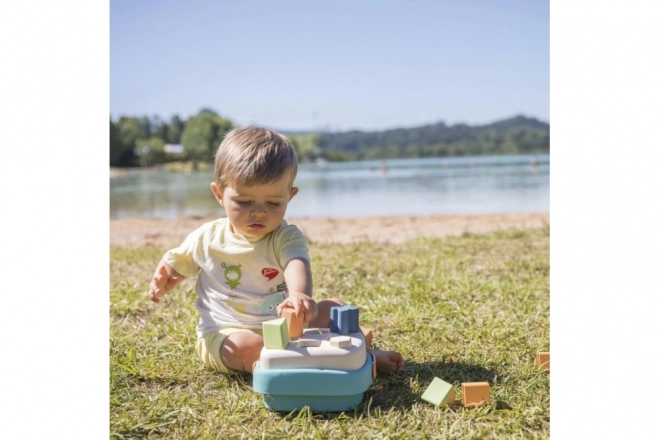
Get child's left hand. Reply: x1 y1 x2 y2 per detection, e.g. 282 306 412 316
277 293 318 324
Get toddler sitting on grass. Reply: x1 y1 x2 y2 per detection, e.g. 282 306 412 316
147 125 404 375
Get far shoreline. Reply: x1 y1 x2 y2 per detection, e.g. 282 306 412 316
110 212 549 248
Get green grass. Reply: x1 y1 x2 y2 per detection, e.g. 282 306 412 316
110 227 549 439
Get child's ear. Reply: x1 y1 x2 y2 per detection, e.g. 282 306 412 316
210 182 224 206
289 187 299 200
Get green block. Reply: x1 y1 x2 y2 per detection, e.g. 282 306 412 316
421 377 456 406
262 318 290 349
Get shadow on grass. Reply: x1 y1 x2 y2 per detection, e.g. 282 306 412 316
233 359 499 419
121 374 195 391
364 359 499 411
409 359 499 384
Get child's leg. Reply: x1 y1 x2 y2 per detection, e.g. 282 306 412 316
220 331 264 373
311 298 404 374
308 297 344 327
196 329 263 374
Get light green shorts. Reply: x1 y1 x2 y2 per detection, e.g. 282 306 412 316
196 327 263 373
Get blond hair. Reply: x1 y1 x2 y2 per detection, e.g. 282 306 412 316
213 126 298 189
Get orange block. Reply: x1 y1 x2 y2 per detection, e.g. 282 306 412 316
363 328 373 346
281 308 304 338
536 352 550 370
461 382 491 407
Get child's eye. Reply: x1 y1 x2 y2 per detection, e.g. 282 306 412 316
236 201 251 206
267 202 281 207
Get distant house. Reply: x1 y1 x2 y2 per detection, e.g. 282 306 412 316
164 144 184 154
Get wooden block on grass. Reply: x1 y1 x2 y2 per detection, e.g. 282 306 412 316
262 317 289 349
421 377 456 406
536 352 550 370
461 382 491 407
281 308 304 338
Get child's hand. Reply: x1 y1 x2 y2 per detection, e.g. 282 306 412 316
147 262 182 303
277 293 318 324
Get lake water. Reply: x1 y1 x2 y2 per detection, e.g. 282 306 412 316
110 154 549 219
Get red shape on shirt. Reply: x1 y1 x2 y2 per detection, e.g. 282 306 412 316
262 267 279 281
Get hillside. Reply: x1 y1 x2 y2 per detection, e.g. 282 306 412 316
287 115 549 162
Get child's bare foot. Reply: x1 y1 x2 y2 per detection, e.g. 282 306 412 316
370 348 404 373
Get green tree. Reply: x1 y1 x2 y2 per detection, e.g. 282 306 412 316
137 116 152 139
288 133 322 161
152 115 168 142
180 109 233 167
117 117 142 150
167 115 184 144
110 119 134 167
134 136 167 167
111 117 146 167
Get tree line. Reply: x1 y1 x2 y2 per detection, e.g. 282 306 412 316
110 110 549 168
110 108 232 168
306 115 549 162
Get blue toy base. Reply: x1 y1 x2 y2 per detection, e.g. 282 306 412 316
253 355 374 412
263 393 365 412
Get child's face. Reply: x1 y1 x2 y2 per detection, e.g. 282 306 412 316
210 175 298 239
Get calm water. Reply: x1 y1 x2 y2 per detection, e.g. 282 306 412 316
110 155 549 219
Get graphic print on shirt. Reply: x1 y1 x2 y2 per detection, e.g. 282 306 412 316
269 280 288 294
261 267 279 281
222 262 242 289
225 292 287 316
259 292 286 315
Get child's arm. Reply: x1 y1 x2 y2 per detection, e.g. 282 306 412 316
277 257 318 324
147 259 185 303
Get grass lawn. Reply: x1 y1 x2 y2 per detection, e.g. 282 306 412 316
110 226 549 439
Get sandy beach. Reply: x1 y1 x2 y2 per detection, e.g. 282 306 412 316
110 212 549 248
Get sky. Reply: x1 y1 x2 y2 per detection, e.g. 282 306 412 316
110 0 549 131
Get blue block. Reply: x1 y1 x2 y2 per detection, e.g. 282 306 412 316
330 305 360 335
330 307 339 333
252 355 373 412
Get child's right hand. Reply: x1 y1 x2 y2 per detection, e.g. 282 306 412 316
147 262 182 303
277 293 318 324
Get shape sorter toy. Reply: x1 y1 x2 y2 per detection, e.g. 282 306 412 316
253 305 375 412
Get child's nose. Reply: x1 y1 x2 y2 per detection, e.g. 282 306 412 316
251 204 267 217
